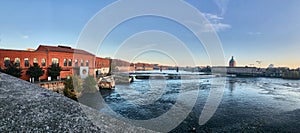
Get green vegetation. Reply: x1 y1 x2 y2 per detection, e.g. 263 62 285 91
63 76 78 101
82 75 98 94
199 66 212 73
63 75 97 101
47 64 62 80
26 63 44 81
72 75 83 93
1 61 22 78
283 71 300 79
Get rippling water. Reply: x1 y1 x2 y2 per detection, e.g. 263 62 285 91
95 77 300 132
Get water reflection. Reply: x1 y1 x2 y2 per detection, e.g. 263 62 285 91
228 78 236 93
99 88 114 98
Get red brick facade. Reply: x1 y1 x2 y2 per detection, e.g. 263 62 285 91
95 57 110 75
0 45 110 81
133 63 154 71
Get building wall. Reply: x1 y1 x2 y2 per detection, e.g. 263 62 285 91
212 66 263 76
95 57 110 75
0 46 106 81
0 50 48 80
134 63 154 71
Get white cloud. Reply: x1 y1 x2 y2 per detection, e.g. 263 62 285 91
186 13 231 33
203 13 230 32
247 32 262 35
207 23 231 32
214 0 230 16
203 13 223 21
21 35 29 39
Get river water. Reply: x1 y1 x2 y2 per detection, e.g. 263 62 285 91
96 77 300 132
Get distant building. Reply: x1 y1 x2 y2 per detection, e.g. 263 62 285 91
212 66 263 76
134 63 154 71
268 64 274 68
264 67 287 78
95 57 110 75
229 56 236 67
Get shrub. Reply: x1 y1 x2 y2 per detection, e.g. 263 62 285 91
48 64 62 80
82 75 98 94
2 61 22 78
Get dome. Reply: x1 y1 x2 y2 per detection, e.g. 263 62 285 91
229 56 236 67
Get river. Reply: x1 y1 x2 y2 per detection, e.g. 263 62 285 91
95 77 300 132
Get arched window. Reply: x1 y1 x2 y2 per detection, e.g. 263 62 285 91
86 60 89 67
75 59 78 67
4 57 10 67
15 58 20 67
24 58 29 67
51 58 59 65
41 58 46 66
63 59 67 66
80 59 84 66
33 58 38 64
68 59 72 66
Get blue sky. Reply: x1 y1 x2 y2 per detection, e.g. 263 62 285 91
0 0 299 68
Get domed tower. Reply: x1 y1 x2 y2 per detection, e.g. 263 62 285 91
229 56 236 67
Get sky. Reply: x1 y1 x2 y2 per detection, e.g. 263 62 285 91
0 0 300 68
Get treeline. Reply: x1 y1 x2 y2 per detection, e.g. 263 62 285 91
282 70 300 79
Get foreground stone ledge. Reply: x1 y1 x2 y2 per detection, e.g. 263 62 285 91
0 73 156 132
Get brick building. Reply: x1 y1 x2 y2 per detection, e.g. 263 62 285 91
134 63 154 71
95 57 110 75
0 45 110 81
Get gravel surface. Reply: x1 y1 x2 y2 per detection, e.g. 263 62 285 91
0 73 156 132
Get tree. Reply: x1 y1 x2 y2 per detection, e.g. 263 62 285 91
47 64 62 80
63 77 78 101
2 61 22 78
200 66 212 73
26 63 44 81
63 75 83 101
82 75 97 94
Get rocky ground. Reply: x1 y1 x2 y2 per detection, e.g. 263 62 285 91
0 73 156 132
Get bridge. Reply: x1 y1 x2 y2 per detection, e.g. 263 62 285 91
127 70 212 81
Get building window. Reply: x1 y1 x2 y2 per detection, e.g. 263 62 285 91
41 58 46 66
80 59 84 66
68 59 72 66
63 59 67 66
86 60 89 67
15 58 20 67
33 58 38 64
4 57 10 67
75 59 78 67
24 58 29 67
52 58 59 65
